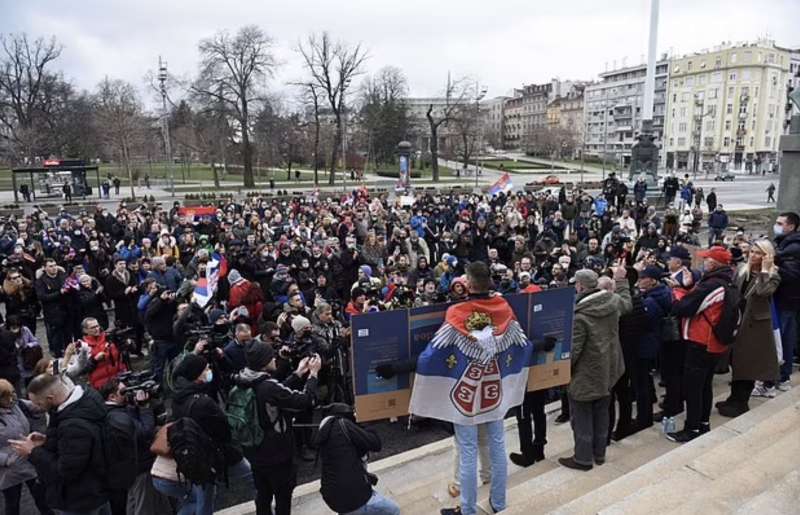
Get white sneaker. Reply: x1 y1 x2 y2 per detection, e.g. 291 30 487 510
777 380 792 392
751 382 777 398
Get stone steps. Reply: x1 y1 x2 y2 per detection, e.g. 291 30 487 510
733 468 800 515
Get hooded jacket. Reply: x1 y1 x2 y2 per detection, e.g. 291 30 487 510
232 367 317 468
568 279 632 402
29 386 109 512
672 266 733 354
170 377 231 445
315 415 380 513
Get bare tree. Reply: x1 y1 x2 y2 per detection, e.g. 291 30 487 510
359 66 409 166
192 26 277 188
426 75 470 181
93 78 146 200
450 102 481 171
297 32 368 185
0 33 63 162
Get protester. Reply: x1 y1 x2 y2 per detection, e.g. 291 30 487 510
559 266 630 471
717 239 781 417
668 246 735 443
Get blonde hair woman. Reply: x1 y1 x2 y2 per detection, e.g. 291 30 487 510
717 239 781 417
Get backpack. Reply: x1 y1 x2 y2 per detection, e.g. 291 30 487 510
103 408 139 491
162 351 189 399
706 283 743 346
168 396 226 485
226 382 265 449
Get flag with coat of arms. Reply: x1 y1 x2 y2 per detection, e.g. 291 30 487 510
409 295 533 425
193 252 228 308
488 172 513 196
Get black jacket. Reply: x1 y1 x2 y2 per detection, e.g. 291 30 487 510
144 296 178 342
775 231 800 307
29 386 109 512
0 328 20 384
315 415 381 513
233 368 317 468
105 403 157 488
34 272 67 323
170 377 231 445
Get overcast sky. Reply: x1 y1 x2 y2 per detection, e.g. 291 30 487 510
2 0 797 109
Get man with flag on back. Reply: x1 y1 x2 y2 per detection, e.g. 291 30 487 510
410 261 542 515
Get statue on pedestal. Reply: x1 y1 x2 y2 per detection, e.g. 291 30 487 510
629 132 659 184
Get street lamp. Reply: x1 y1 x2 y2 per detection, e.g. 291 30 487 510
475 84 488 189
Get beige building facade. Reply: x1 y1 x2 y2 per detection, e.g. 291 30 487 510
664 40 790 174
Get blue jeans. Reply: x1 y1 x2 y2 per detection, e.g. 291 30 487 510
779 309 798 382
55 503 112 515
151 340 180 384
153 478 212 515
342 490 400 515
454 420 507 515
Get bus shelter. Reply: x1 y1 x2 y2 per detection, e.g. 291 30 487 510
11 159 101 203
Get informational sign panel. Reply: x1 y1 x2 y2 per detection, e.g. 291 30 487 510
351 288 575 422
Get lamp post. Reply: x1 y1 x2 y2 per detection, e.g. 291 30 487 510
475 84 488 190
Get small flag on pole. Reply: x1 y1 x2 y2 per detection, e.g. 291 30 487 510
488 173 513 196
193 252 228 308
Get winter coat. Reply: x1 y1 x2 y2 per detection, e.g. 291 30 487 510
83 333 127 390
144 296 178 341
672 266 734 354
730 267 781 382
34 271 68 324
640 283 674 360
77 286 109 329
232 367 317 468
105 271 139 329
0 401 38 490
708 210 729 230
568 280 632 401
29 386 109 512
315 415 380 513
774 231 800 308
170 378 231 445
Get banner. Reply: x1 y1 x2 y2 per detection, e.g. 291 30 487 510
178 206 218 219
350 288 575 422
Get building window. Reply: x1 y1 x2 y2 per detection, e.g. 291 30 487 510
724 137 730 147
731 53 737 64
678 122 688 133
725 120 731 130
715 57 722 68
765 136 771 147
729 73 737 82
677 137 686 146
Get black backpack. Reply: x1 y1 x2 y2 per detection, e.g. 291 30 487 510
168 396 226 485
706 283 743 346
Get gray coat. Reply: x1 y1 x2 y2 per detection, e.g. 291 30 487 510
731 267 781 382
0 401 39 490
568 279 632 402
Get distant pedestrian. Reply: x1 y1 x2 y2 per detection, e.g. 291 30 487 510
144 174 151 189
767 183 776 203
62 182 72 203
19 184 31 202
113 177 121 195
102 181 111 198
706 188 717 212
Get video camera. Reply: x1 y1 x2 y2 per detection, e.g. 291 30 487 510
117 370 160 403
186 323 230 355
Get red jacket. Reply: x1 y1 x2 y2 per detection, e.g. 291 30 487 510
84 333 127 389
671 267 733 354
229 279 264 334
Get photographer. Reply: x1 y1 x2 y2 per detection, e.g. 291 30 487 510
315 403 399 515
81 317 127 390
232 341 320 515
99 377 170 515
105 257 143 355
144 284 178 383
224 323 254 373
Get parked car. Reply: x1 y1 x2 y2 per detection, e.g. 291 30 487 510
714 171 736 181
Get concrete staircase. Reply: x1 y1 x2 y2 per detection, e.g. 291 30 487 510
216 374 800 515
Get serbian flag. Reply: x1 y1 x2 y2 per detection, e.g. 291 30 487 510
409 296 533 426
771 300 783 364
178 206 218 219
193 252 228 308
488 173 513 196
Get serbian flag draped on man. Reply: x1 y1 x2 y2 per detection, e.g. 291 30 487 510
409 295 533 425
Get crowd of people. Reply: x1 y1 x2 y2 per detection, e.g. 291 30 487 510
0 169 795 515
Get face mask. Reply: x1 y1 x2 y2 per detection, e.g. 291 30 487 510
773 224 784 236
205 369 213 383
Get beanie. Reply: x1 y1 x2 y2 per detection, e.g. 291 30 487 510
173 354 208 382
228 269 243 285
245 340 275 371
291 315 312 334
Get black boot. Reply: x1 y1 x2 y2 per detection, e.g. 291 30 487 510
718 402 749 418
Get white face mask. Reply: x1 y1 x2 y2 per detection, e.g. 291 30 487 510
205 369 213 384
773 224 784 236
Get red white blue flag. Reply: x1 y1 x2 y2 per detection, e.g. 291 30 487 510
409 295 533 425
193 252 227 308
488 173 513 196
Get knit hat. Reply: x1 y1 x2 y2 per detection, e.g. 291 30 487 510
245 340 275 370
173 354 208 382
574 269 599 289
208 308 226 324
291 315 312 334
228 269 244 285
639 266 665 280
446 255 458 268
359 265 373 278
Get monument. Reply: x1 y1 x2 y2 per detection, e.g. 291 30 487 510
629 0 660 188
777 89 800 212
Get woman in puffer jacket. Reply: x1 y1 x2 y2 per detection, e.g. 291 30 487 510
0 379 52 515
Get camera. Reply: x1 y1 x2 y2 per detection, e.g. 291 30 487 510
186 323 230 355
117 370 161 402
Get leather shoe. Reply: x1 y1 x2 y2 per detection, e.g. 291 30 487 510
558 456 592 471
